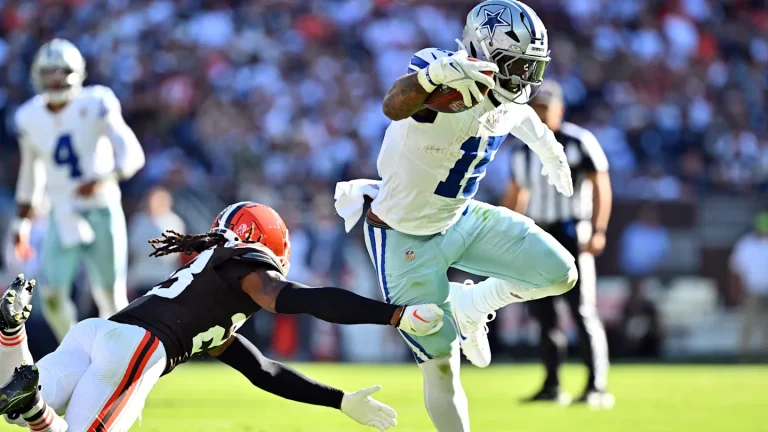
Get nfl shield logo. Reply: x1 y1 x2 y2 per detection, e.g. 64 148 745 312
405 250 415 261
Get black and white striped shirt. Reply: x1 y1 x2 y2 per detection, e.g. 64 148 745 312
511 122 609 224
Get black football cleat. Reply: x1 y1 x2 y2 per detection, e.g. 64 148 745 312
575 389 615 409
521 386 572 405
0 274 35 332
0 363 40 417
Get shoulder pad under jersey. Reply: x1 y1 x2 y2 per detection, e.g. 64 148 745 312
231 243 285 275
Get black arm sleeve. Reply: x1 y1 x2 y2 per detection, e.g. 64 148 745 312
274 282 401 326
216 334 344 409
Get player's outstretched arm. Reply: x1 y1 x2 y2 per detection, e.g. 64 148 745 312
240 268 443 336
512 105 574 197
211 334 397 431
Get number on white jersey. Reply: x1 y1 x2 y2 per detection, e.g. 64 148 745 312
434 135 505 198
53 134 82 178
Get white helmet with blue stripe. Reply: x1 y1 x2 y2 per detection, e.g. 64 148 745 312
460 0 550 104
31 39 86 105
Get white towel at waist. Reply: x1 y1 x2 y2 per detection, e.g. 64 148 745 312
51 201 95 248
334 179 381 233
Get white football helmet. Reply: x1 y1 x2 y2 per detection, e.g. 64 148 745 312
460 0 550 104
31 39 86 104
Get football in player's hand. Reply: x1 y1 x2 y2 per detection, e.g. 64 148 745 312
424 58 493 114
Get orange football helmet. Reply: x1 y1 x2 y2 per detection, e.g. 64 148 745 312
211 202 291 273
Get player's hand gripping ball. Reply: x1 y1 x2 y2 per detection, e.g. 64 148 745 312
423 52 497 113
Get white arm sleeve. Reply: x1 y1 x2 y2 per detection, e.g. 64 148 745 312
15 130 46 207
101 90 145 179
509 104 566 165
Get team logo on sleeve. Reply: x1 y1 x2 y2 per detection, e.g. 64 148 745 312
405 250 416 261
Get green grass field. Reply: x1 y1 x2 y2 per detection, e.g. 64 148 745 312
1 363 766 432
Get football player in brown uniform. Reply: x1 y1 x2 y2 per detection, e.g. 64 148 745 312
0 202 445 431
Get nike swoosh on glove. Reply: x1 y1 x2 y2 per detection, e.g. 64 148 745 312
541 159 574 197
418 50 498 107
341 385 398 431
398 304 444 336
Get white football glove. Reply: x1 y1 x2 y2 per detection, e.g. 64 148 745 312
340 385 397 431
541 156 574 197
398 304 444 336
417 50 498 108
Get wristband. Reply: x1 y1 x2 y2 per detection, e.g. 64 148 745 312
394 306 405 327
417 68 438 93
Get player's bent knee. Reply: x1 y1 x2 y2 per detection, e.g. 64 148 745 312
557 264 578 294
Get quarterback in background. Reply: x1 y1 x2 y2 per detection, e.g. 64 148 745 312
335 1 576 430
11 39 145 341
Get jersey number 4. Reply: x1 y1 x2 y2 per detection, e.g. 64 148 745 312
53 134 83 178
434 135 505 199
145 249 247 354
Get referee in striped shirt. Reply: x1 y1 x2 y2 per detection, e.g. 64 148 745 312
503 81 614 407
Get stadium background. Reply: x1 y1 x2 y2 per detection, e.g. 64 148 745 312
0 0 766 431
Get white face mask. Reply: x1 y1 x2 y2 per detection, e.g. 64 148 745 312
36 67 82 104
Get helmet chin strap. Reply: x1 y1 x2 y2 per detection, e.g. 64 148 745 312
44 84 81 105
492 78 532 105
455 38 470 53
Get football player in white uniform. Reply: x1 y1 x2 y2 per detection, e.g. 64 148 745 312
335 1 577 430
11 39 145 341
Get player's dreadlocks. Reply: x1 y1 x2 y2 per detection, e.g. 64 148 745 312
149 226 257 258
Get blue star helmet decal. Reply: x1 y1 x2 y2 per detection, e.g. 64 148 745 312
479 8 511 39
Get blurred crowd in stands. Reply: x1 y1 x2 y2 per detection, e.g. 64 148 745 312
0 0 766 359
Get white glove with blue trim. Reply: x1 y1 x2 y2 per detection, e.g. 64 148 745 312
417 50 498 107
541 153 574 197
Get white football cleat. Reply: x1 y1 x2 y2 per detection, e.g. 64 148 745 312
398 304 444 336
450 280 494 368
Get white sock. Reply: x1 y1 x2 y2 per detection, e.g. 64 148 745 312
41 293 77 342
419 343 470 432
465 269 578 323
0 326 34 383
22 396 67 432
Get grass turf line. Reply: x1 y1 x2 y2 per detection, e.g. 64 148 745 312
0 363 764 432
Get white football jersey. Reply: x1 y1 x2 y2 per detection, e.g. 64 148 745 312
371 48 561 235
14 85 145 210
